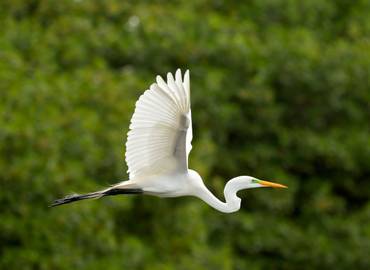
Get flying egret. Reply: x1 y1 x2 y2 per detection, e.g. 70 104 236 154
52 69 287 213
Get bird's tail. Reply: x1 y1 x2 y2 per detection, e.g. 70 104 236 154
50 187 143 207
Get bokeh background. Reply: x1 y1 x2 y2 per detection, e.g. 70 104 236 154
1 0 370 269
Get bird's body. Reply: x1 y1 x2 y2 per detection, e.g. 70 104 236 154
117 170 200 198
52 69 286 213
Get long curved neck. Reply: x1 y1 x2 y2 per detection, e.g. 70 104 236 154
195 177 247 213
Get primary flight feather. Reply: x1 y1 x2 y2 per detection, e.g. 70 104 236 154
52 69 286 213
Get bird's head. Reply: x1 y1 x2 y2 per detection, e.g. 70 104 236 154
220 176 287 213
247 177 288 189
225 176 287 193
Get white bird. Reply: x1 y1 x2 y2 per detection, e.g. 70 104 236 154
52 69 287 213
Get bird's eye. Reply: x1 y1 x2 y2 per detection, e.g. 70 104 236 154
251 179 258 183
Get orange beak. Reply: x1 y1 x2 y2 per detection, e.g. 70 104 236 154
257 180 288 189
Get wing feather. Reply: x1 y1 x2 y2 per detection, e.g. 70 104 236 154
125 69 193 178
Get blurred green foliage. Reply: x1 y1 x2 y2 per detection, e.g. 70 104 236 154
1 0 370 269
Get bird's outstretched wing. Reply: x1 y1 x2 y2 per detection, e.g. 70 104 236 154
125 69 193 179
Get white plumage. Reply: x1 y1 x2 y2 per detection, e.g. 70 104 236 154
126 70 192 178
53 69 287 213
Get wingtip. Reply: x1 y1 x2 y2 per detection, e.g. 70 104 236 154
184 69 190 85
156 75 165 86
175 69 182 84
149 82 158 91
167 72 175 82
176 68 181 76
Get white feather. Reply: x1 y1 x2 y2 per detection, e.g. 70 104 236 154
125 69 193 178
